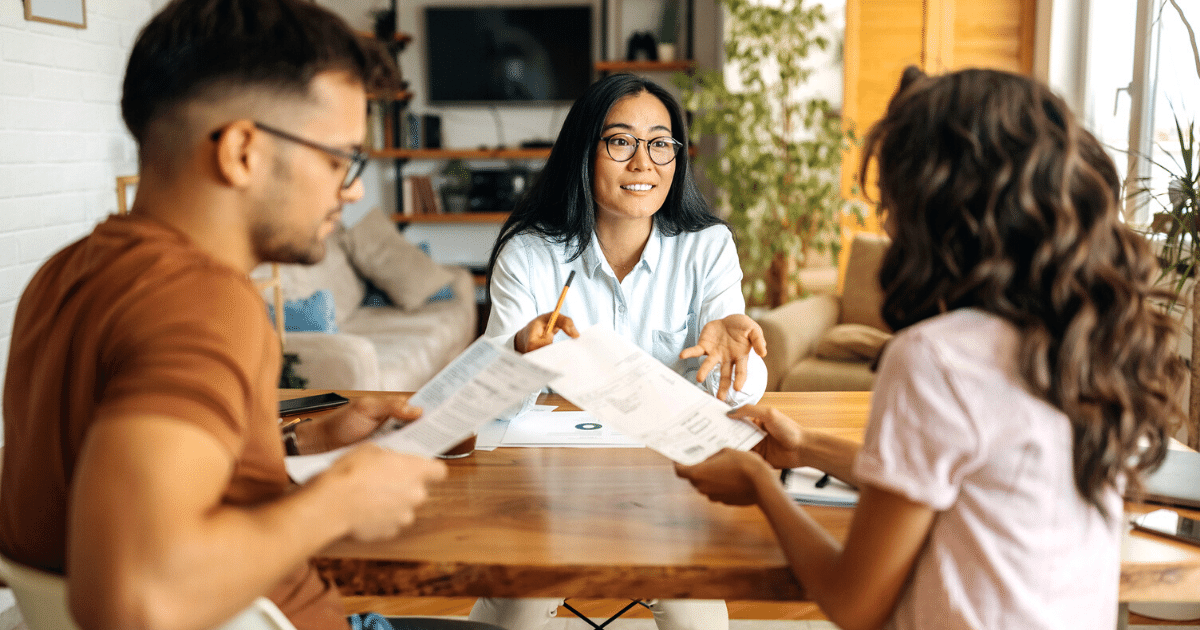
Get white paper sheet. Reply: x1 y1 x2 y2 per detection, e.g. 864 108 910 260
501 410 643 447
474 404 559 450
524 326 765 465
284 337 559 483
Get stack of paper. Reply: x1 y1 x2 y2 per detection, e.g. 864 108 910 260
783 467 859 507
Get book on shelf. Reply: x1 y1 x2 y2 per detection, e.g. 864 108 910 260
366 101 387 151
402 175 442 215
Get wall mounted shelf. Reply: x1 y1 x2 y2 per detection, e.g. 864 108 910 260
594 60 695 73
370 148 552 160
391 212 509 225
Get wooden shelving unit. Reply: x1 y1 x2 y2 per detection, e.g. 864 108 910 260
367 90 412 102
369 147 552 161
594 60 695 73
391 211 509 225
356 30 411 47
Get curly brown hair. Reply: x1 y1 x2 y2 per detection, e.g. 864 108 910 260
859 66 1186 516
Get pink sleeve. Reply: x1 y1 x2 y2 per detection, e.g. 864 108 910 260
852 329 985 510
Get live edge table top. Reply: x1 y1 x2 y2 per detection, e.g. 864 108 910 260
278 389 1200 603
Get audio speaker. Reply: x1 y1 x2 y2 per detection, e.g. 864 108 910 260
422 114 442 149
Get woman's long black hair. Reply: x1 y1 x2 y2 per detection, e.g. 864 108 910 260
861 66 1186 517
485 73 723 286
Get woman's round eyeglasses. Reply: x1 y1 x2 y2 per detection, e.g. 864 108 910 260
599 133 683 166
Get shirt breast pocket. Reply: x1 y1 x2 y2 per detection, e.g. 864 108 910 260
651 312 696 371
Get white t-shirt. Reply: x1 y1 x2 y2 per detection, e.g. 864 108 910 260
853 308 1122 630
486 224 766 405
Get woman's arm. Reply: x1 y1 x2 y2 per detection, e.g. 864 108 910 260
727 404 859 485
485 242 542 350
677 450 935 630
486 238 579 353
685 229 768 403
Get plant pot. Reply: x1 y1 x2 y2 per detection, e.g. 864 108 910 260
657 43 676 61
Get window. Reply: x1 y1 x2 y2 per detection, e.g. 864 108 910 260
1085 0 1200 225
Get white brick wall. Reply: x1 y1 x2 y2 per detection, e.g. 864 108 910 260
0 0 160 446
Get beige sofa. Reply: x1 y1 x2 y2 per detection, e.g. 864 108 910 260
257 209 477 391
758 232 892 391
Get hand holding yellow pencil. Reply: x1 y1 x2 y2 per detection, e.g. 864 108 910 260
514 270 579 353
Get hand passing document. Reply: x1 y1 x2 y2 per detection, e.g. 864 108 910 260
285 337 560 483
525 326 764 465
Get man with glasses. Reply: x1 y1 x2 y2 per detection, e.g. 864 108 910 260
0 1 482 629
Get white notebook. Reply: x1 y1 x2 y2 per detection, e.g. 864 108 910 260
783 467 859 507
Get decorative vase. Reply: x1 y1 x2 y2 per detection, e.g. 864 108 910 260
657 43 676 61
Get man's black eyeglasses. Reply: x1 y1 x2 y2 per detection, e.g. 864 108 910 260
599 133 683 166
210 122 368 189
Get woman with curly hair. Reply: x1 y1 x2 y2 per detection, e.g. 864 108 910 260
675 66 1186 630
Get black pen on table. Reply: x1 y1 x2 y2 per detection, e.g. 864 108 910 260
545 270 575 334
780 469 831 488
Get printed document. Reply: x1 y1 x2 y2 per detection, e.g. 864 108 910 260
284 337 559 483
500 409 643 447
524 326 764 465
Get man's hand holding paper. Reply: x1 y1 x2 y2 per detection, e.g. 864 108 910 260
285 337 561 483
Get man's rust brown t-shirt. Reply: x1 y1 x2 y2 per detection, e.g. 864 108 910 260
0 214 348 630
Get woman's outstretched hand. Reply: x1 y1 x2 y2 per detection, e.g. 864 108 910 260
680 314 767 400
514 312 580 353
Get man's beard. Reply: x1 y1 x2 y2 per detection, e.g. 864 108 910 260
254 226 328 265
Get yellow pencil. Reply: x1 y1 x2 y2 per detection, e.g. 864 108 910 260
545 270 576 335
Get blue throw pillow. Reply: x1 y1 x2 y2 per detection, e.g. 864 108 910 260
266 289 339 333
427 284 454 302
415 241 455 303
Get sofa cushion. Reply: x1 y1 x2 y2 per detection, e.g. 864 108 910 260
340 270 477 391
815 323 891 362
840 232 891 331
780 356 876 392
343 209 456 310
268 289 339 333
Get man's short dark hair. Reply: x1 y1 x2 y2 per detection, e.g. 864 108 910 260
121 0 398 144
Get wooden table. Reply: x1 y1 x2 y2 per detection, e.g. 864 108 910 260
285 390 1200 604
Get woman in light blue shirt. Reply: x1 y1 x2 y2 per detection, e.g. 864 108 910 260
470 74 766 630
484 73 767 405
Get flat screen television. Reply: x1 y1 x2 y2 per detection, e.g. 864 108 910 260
425 5 593 104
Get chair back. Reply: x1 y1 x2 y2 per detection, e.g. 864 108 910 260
215 597 298 630
0 553 80 630
0 553 295 630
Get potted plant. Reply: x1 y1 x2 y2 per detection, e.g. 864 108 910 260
439 159 471 214
675 0 861 308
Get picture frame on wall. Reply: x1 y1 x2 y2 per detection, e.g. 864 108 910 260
24 0 87 29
